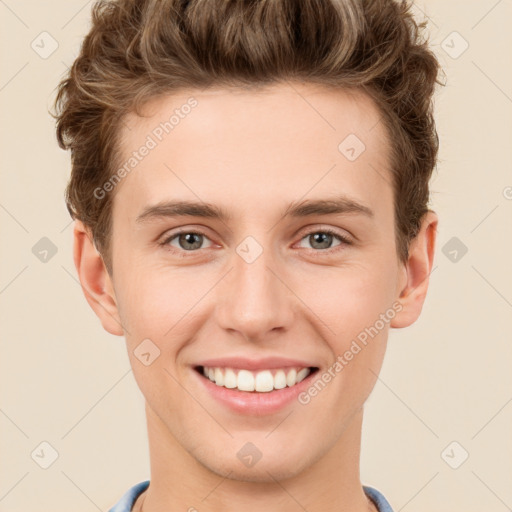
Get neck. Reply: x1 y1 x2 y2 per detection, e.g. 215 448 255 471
136 403 376 512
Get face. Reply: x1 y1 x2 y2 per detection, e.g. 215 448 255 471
77 82 435 483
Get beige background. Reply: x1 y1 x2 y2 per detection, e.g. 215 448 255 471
1 1 511 511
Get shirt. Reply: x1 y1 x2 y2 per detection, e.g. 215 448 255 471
108 479 394 512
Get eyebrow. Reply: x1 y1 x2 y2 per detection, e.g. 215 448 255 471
136 201 231 224
282 196 374 219
135 195 374 225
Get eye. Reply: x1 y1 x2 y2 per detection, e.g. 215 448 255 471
158 227 352 257
160 230 214 252
296 228 352 251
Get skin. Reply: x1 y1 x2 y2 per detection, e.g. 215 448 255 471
73 82 437 512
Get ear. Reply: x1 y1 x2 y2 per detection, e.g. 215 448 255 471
391 210 438 328
73 220 124 336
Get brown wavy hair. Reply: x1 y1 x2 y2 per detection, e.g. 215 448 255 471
53 0 444 276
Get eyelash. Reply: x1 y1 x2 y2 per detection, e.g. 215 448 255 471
158 227 352 257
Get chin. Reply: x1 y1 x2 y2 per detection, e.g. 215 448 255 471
195 446 317 484
206 461 305 484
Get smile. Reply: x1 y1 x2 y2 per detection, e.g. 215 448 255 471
196 365 319 393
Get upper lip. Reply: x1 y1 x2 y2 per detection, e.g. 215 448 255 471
194 356 318 371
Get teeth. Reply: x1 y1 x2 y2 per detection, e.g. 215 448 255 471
223 368 237 388
214 368 224 386
200 366 313 392
255 370 273 392
237 370 255 391
286 368 297 387
296 368 310 383
274 370 287 389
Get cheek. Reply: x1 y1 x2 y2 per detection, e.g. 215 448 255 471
303 263 396 333
299 260 395 387
115 268 195 407
115 262 201 338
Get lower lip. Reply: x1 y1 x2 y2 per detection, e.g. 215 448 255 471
193 367 319 416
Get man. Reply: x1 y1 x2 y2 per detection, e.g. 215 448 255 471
53 0 443 510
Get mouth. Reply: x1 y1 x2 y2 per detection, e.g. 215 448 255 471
194 365 320 393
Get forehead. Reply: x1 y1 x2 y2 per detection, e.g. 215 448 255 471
112 82 392 220
119 82 388 158
123 82 385 138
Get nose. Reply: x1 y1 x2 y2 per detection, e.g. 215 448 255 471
215 241 295 342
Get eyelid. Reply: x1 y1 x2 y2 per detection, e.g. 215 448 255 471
296 221 352 239
159 227 217 247
158 225 353 255
294 226 353 250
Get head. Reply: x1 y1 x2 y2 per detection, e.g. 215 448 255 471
54 0 442 482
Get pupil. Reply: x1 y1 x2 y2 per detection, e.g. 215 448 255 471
312 232 331 249
180 233 201 250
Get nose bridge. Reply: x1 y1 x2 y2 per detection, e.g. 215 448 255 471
216 235 292 340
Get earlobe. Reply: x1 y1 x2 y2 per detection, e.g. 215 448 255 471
391 210 438 329
73 220 125 336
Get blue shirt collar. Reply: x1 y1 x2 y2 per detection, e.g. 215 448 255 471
109 480 394 512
